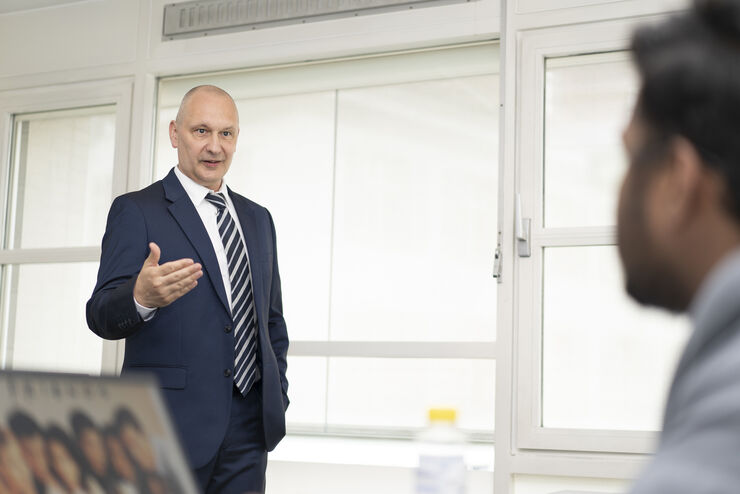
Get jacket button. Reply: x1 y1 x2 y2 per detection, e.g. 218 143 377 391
224 325 232 333
224 369 232 377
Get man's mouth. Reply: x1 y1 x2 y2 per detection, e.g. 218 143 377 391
201 159 222 167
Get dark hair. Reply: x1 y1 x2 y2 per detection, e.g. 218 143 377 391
69 409 98 440
113 407 143 433
631 0 740 219
8 410 43 438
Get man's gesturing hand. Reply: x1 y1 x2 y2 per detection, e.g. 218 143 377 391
133 242 203 308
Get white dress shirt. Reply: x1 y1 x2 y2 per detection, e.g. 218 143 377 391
135 165 250 319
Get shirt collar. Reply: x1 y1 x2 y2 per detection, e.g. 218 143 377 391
173 165 229 206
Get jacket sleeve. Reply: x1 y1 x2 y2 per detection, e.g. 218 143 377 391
86 195 150 340
266 210 289 409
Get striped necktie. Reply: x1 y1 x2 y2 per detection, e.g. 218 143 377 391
205 192 259 396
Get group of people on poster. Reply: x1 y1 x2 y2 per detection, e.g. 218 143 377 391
0 407 182 494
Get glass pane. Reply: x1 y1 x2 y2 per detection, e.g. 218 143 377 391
155 90 336 342
12 106 116 248
8 263 103 374
544 52 638 228
227 94 336 342
330 75 499 341
542 246 690 430
327 358 495 432
285 356 327 427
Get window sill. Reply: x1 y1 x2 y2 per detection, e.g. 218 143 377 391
269 434 494 471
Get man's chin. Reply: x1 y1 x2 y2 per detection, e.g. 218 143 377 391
625 279 655 307
625 277 687 313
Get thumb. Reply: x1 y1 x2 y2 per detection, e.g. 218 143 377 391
144 242 161 267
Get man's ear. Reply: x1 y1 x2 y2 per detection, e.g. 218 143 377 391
660 136 704 231
169 120 178 149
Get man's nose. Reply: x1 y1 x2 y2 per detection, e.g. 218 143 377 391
204 133 222 154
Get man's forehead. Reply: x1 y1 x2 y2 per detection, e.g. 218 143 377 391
181 90 239 123
186 118 238 130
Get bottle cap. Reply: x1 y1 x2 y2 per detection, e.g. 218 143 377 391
428 408 457 423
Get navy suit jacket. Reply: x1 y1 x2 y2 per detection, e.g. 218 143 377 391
86 168 289 468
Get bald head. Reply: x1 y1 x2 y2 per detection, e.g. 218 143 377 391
175 85 239 126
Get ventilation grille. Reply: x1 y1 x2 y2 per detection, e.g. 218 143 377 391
163 0 472 39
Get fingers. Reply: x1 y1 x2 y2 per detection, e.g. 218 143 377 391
149 262 203 305
134 244 204 308
144 242 161 267
158 263 203 292
157 257 197 276
155 268 203 306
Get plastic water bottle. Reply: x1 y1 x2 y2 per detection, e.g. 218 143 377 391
415 408 466 494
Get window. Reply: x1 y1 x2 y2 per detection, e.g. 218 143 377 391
154 43 499 438
516 47 690 452
0 81 132 375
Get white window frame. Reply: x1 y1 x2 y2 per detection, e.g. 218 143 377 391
514 17 668 455
0 78 134 375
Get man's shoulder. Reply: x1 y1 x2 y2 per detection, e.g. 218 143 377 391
636 317 740 494
112 180 167 206
664 312 740 432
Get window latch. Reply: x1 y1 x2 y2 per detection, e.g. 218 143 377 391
515 193 531 258
492 233 503 282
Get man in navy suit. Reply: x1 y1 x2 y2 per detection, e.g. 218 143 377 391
86 85 289 494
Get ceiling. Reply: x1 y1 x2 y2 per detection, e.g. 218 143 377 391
0 0 91 15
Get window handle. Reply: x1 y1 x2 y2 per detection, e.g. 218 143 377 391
515 193 531 258
492 233 503 282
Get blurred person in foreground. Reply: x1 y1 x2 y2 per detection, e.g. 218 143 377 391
620 0 740 492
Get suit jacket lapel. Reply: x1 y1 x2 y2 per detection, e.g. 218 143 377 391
229 190 266 329
162 169 231 314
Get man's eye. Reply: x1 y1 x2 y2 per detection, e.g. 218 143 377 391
222 131 232 137
196 129 206 134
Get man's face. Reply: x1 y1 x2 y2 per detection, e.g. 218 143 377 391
120 424 157 472
0 431 34 492
617 113 681 310
17 434 49 474
106 434 136 482
79 428 107 475
169 89 239 191
48 439 82 490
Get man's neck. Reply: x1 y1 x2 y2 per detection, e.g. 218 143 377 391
682 219 740 310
